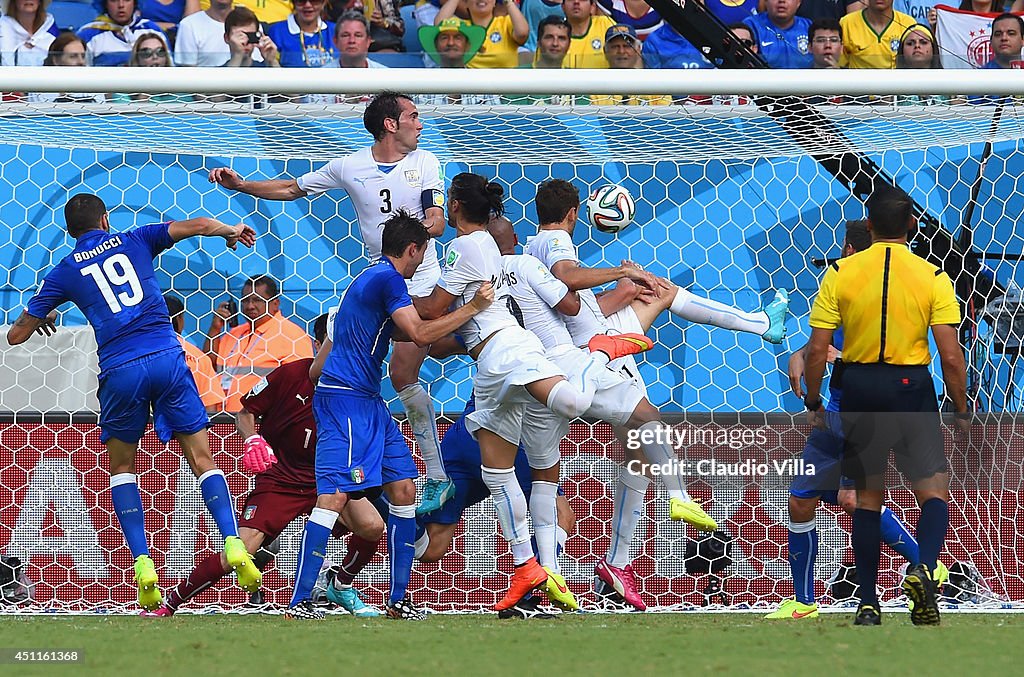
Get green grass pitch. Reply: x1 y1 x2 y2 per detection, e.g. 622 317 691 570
2 613 1024 675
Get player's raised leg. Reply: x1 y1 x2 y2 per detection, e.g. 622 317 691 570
392 341 453 515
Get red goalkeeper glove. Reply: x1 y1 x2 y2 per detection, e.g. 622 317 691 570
242 435 277 474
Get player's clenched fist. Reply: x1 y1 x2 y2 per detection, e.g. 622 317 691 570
242 435 277 474
470 281 494 311
209 167 244 190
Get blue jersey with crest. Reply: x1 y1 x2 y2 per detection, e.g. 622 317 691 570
26 224 179 373
318 258 412 396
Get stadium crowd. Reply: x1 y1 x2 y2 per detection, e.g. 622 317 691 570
3 0 1024 103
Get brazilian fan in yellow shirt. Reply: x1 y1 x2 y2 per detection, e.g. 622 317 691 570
839 0 916 69
563 0 616 68
435 0 529 68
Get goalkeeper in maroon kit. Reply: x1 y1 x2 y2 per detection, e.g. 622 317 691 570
144 314 385 617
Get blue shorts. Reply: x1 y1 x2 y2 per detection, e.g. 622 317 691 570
790 409 854 500
422 413 537 526
97 348 209 444
312 389 417 496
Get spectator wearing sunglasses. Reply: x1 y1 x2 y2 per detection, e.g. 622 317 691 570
113 31 194 102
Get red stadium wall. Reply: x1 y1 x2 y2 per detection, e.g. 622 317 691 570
0 417 1021 611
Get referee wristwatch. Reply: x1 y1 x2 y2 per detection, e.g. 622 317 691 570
803 394 823 412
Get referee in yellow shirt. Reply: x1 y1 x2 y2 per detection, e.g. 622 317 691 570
803 185 969 627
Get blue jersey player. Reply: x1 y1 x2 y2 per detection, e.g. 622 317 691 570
765 220 923 620
287 210 494 620
5 193 262 611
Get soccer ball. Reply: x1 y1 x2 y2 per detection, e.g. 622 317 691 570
586 184 636 234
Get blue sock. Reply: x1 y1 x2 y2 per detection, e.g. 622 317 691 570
879 506 919 566
290 507 337 607
852 508 882 607
917 498 949 574
110 473 149 558
198 469 238 539
389 504 417 604
789 520 817 605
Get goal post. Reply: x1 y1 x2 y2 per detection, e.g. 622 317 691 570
1 68 1022 612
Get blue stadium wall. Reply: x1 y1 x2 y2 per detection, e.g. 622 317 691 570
2 116 1022 413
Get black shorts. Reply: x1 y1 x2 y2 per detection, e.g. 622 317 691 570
839 363 948 488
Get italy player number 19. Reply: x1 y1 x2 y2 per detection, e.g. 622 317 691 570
80 253 144 314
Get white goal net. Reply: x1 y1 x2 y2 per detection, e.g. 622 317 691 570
0 69 1022 612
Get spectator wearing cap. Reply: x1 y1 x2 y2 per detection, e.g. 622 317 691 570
642 20 713 70
266 0 337 67
0 0 59 66
415 17 500 104
165 294 226 414
743 0 812 69
435 0 528 68
562 0 615 68
591 24 671 106
77 0 166 67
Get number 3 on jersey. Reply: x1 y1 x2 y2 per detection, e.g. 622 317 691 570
379 188 392 214
80 253 144 313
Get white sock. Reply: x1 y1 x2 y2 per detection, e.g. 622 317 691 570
482 466 533 565
398 384 446 480
607 468 650 569
637 421 690 502
670 288 769 335
556 525 568 554
414 530 430 560
529 481 560 573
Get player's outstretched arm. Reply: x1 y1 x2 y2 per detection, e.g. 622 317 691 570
396 282 494 347
208 167 305 201
168 218 257 250
552 259 657 293
6 309 57 346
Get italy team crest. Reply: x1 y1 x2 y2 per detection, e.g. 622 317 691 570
351 467 365 484
244 505 257 520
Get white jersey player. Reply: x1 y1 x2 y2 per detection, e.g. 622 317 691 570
491 217 717 613
414 172 654 616
207 93 454 514
523 179 790 611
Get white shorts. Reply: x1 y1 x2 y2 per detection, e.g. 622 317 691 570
407 260 441 298
604 306 649 400
548 344 645 429
466 327 565 445
521 401 568 470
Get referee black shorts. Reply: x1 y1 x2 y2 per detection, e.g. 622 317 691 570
839 363 948 489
